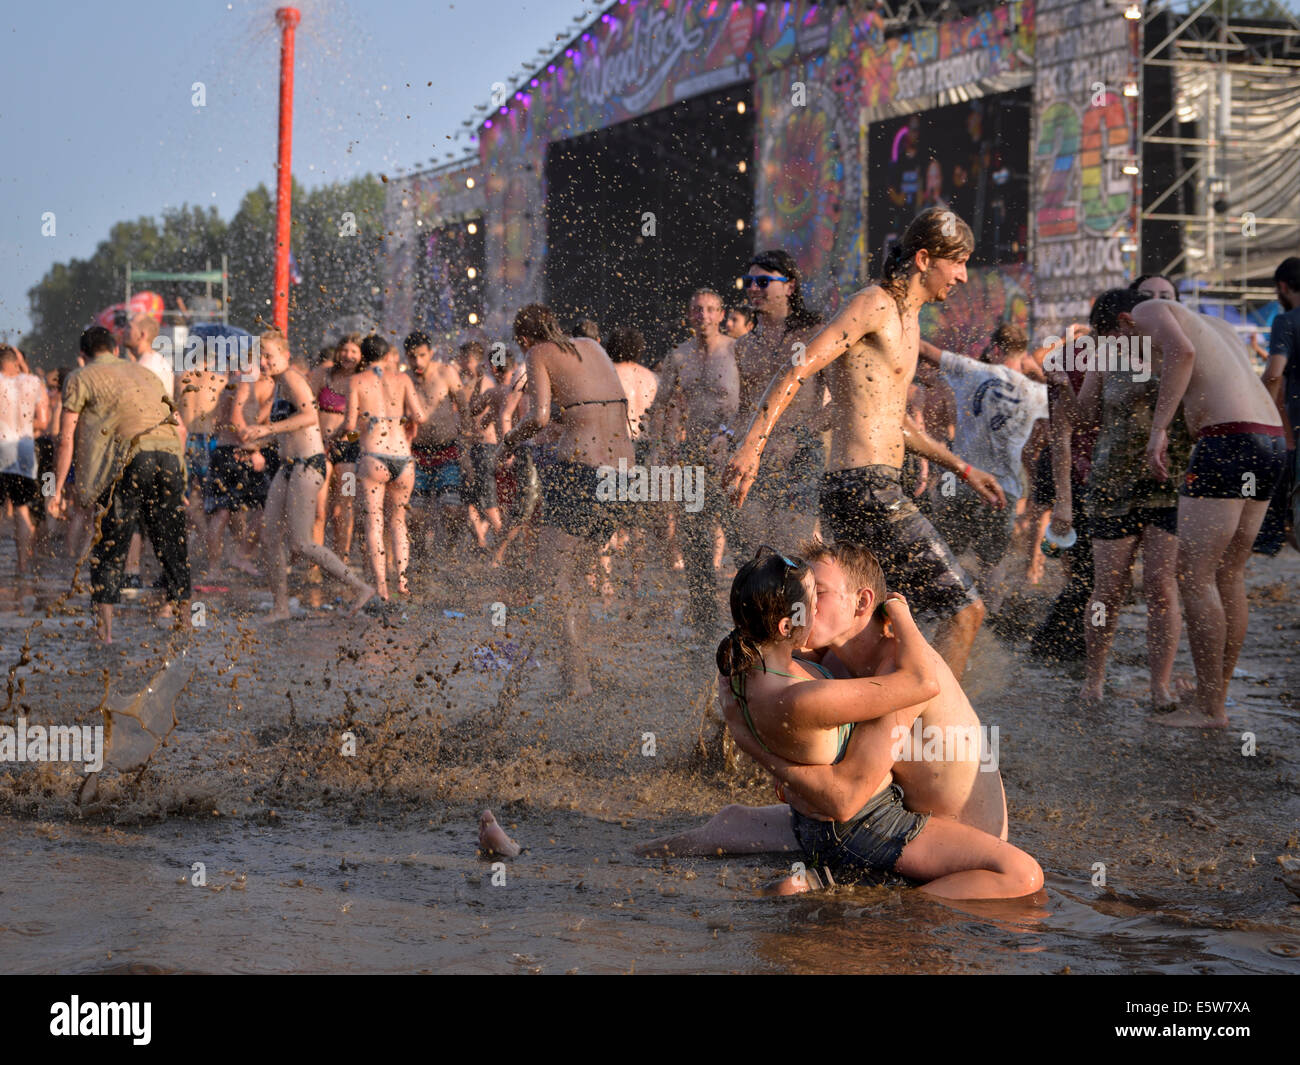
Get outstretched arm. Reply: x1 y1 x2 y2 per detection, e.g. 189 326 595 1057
900 419 1007 508
725 288 893 507
1143 303 1197 479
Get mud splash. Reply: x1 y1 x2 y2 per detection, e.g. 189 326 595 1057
0 543 1297 973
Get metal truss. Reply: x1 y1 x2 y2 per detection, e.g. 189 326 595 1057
1140 0 1300 306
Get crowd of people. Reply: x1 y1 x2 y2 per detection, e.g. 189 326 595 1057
5 206 1297 901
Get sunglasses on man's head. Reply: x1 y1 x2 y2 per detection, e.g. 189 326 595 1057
741 275 790 289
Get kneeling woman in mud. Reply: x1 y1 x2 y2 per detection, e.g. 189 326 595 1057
239 330 376 619
705 550 1041 900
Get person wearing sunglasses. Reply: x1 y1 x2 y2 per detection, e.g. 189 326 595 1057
729 250 832 560
726 208 1006 681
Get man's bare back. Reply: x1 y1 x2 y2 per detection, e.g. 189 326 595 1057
175 369 224 436
1141 299 1280 434
614 361 659 441
822 640 1008 839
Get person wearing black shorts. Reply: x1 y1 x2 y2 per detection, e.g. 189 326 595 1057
820 465 982 621
726 210 1006 680
499 305 633 699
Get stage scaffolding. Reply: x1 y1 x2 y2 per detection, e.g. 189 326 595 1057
1139 0 1300 322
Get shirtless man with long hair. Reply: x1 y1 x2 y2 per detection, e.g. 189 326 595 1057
725 209 1007 680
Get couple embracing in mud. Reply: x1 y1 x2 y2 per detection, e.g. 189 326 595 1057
639 540 1043 901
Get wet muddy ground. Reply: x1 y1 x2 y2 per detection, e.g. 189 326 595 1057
1 533 1297 974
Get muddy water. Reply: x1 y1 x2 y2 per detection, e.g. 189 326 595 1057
1 544 1298 974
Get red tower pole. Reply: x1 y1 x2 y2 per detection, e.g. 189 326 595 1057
273 7 300 334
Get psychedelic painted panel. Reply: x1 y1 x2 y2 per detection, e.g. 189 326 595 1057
1031 0 1141 341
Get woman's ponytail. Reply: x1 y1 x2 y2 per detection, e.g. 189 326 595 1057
716 628 762 677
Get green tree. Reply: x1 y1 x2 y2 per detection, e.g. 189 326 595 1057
23 206 227 368
22 176 388 369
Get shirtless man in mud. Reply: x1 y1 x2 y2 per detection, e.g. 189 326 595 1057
174 351 225 552
405 332 467 557
638 539 1008 865
1123 290 1288 728
652 290 740 628
725 209 1007 680
729 250 831 558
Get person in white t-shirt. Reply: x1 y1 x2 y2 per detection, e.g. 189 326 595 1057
127 312 175 399
0 344 51 575
917 325 1048 607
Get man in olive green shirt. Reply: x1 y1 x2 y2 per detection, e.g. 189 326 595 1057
53 326 190 643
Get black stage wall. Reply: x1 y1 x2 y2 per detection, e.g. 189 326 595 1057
412 218 486 344
544 85 756 365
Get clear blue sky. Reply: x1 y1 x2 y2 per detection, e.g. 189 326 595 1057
0 0 592 341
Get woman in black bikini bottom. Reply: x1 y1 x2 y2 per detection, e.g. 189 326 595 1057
499 304 635 698
240 330 376 620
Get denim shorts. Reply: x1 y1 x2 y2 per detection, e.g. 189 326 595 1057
790 784 930 885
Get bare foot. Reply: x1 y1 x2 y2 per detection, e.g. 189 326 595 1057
1080 683 1104 709
1152 709 1230 728
478 809 522 857
761 865 830 895
260 610 293 625
761 874 812 896
228 555 260 577
1151 676 1195 713
347 585 377 618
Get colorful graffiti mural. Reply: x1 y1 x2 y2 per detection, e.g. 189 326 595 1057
832 1 1034 113
755 56 861 315
478 0 841 333
1031 0 1141 339
920 264 1033 355
393 0 1132 351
